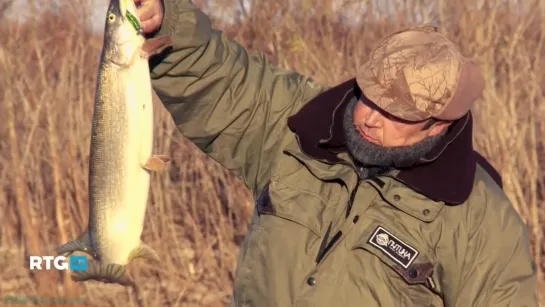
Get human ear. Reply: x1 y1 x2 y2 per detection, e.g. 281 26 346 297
428 121 451 137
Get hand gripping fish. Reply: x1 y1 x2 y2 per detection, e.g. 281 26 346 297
56 0 172 286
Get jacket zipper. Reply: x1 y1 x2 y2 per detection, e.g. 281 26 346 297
315 180 360 263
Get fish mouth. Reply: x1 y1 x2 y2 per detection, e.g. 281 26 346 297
114 0 144 35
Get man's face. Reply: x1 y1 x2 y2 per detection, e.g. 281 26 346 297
352 97 448 148
342 95 451 173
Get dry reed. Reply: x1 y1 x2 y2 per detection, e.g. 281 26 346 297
0 0 543 306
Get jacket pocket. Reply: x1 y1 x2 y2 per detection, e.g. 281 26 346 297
256 178 334 237
257 153 343 237
351 220 440 304
232 165 342 306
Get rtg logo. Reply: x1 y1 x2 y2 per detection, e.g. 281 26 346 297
29 255 88 271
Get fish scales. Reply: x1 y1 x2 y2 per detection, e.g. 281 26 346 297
90 60 150 264
56 0 172 286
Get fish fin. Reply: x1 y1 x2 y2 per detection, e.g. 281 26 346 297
141 36 173 59
141 154 171 172
56 229 95 257
71 260 133 286
128 242 160 261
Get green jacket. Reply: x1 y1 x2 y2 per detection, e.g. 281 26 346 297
149 1 539 306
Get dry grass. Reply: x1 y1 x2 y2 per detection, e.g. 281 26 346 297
0 0 544 305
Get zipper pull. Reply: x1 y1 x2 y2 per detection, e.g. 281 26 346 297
346 180 361 217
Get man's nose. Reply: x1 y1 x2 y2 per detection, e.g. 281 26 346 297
364 109 382 127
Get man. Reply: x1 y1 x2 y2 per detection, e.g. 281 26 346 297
136 0 539 306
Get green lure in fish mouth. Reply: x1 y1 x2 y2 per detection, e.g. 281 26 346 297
125 11 143 34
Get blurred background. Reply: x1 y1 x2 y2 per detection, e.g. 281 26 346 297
0 0 544 305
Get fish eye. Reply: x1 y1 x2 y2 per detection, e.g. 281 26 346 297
108 13 116 22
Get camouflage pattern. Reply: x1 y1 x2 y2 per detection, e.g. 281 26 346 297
356 24 485 122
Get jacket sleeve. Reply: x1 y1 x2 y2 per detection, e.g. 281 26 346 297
148 0 327 196
451 196 539 307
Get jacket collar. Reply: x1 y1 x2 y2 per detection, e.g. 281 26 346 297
287 78 502 205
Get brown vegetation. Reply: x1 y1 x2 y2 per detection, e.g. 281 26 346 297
0 0 544 306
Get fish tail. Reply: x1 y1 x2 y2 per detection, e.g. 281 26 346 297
128 241 160 261
71 260 134 286
56 229 95 257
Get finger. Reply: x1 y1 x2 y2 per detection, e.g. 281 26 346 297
136 6 157 22
141 15 161 34
136 1 158 21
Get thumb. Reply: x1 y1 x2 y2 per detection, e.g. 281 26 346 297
136 1 156 22
141 14 162 34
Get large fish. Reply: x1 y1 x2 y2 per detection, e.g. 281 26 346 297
56 0 172 286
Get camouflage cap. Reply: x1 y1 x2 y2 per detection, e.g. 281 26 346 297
356 24 485 122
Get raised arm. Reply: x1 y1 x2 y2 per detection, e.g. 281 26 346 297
145 0 327 196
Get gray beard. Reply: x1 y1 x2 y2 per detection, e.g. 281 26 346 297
342 97 447 179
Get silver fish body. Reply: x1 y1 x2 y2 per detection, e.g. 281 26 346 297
89 41 154 265
57 0 172 286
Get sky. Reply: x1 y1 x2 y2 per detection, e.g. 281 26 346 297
6 0 254 32
7 0 116 31
6 0 412 32
6 0 531 34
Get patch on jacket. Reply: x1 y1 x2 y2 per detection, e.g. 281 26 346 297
368 226 419 269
